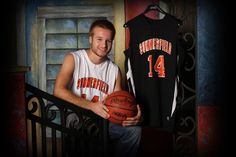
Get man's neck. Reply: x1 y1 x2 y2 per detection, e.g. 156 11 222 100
86 49 106 64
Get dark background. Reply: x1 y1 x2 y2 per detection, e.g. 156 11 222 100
2 0 232 156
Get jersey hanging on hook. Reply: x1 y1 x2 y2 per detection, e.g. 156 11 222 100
143 3 166 15
123 3 184 131
123 3 183 28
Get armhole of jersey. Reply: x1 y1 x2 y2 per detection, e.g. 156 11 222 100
69 52 77 86
109 62 119 93
171 79 178 117
115 64 119 81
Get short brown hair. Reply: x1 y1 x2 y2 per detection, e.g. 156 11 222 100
89 19 116 40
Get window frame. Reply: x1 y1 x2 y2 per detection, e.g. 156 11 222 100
36 5 114 92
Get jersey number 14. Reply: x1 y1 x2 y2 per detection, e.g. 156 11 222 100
147 55 165 78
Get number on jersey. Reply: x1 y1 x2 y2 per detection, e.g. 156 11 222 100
147 55 165 78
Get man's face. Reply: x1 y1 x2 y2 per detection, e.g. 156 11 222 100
89 27 113 58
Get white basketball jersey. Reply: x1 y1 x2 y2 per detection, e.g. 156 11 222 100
70 50 118 102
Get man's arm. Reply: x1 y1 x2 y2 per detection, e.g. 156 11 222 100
53 53 109 119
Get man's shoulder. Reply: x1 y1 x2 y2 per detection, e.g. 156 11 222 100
106 58 118 68
69 49 87 59
71 49 85 55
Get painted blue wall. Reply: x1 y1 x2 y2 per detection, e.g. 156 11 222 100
25 0 91 85
197 1 229 105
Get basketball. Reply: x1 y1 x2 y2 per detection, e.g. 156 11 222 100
104 90 137 125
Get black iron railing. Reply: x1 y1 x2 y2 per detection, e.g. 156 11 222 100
25 83 108 157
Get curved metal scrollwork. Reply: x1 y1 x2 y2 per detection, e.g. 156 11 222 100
177 116 196 136
25 83 105 138
27 96 40 115
45 103 58 122
183 33 196 72
83 116 100 137
181 82 196 106
27 96 101 137
174 31 196 157
25 83 107 156
27 94 101 137
65 111 100 137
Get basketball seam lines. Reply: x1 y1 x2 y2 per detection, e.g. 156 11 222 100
104 104 135 111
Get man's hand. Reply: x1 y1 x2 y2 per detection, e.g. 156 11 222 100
90 101 110 119
122 104 141 126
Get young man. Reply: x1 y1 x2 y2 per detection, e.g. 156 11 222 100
53 19 142 157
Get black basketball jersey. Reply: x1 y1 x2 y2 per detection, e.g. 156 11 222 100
124 13 181 130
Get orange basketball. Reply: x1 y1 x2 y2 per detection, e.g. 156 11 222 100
104 90 137 125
